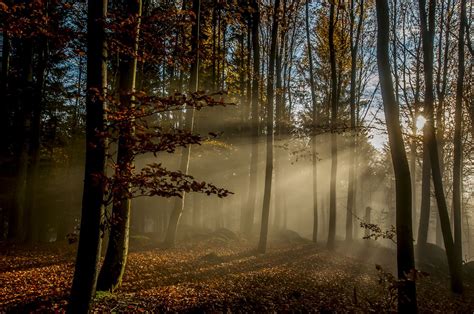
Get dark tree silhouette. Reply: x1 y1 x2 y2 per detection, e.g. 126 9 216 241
69 0 108 312
375 0 417 311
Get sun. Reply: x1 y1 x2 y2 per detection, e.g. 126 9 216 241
416 115 427 132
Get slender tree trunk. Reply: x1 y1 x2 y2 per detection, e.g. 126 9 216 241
24 37 47 244
410 113 417 239
11 37 34 241
418 0 463 294
240 22 252 234
346 0 364 243
452 0 466 276
68 0 108 312
274 5 286 230
164 0 200 248
97 0 141 292
258 0 280 254
305 0 318 243
243 0 260 236
375 1 417 311
417 135 431 248
0 30 10 156
327 2 338 249
434 0 452 248
415 37 433 249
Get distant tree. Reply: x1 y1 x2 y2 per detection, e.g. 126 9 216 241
452 0 466 282
243 0 261 236
327 1 338 250
305 0 318 243
164 0 201 248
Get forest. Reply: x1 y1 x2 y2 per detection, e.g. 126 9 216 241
0 0 473 312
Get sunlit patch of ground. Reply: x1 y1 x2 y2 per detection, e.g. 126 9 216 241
0 240 473 312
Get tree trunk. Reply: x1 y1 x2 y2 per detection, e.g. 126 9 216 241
327 2 338 250
452 0 466 277
346 0 364 243
305 0 318 243
164 0 200 248
10 37 34 241
274 12 285 230
434 0 452 248
417 136 431 248
0 30 10 156
97 0 141 293
68 0 108 312
258 0 280 254
243 0 260 236
376 1 417 311
24 37 47 244
418 0 463 294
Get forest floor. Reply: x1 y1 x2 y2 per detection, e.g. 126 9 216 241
1 230 474 312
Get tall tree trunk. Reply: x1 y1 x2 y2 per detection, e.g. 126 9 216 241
305 0 318 243
346 0 364 243
10 37 34 241
68 0 108 312
97 0 141 293
258 0 280 254
417 134 431 248
273 4 285 230
375 1 417 311
452 0 466 277
243 0 260 236
240 23 252 234
434 0 452 248
0 30 10 156
418 0 463 294
327 2 338 249
24 36 47 244
164 0 200 248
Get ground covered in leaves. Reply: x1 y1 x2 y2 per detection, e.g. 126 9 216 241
1 232 474 312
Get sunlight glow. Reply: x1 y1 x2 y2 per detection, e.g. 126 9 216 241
416 115 427 132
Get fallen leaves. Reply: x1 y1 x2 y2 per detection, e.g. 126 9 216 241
0 241 473 312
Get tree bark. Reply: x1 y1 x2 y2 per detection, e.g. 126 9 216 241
97 0 141 292
417 135 431 248
258 0 280 254
243 0 260 236
24 36 47 244
0 30 10 157
418 0 463 294
273 4 285 230
11 37 34 241
375 1 417 311
68 0 108 312
327 2 338 250
305 0 318 243
346 0 364 243
452 0 466 276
